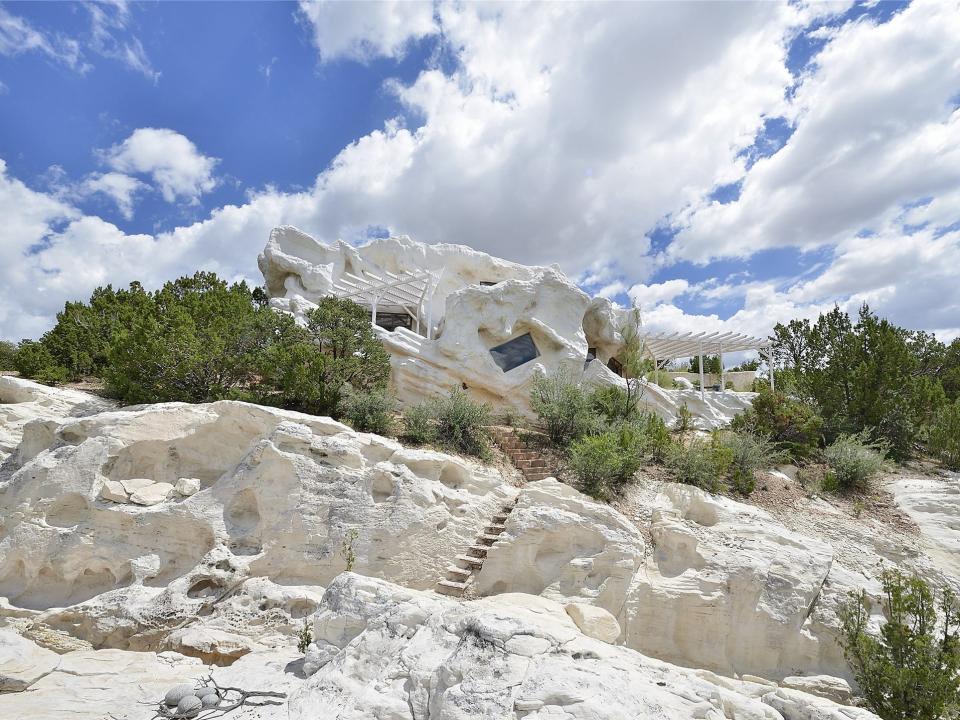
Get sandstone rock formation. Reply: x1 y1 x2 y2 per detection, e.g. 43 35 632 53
259 226 755 429
0 377 953 718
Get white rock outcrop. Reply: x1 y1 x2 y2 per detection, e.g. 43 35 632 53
0 375 113 462
290 572 877 719
259 226 755 429
0 381 513 653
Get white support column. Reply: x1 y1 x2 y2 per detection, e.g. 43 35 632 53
371 293 379 327
425 298 434 340
769 348 775 392
719 344 725 393
698 344 705 400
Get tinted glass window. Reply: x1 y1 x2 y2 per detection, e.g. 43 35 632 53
489 333 540 372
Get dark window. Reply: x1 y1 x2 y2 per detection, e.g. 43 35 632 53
479 281 499 287
374 312 413 331
607 357 623 376
587 346 598 362
489 333 540 372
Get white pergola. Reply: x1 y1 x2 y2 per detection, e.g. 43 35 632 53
331 268 441 338
641 330 773 398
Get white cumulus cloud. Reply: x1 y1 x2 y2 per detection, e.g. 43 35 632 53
101 128 219 204
297 0 437 62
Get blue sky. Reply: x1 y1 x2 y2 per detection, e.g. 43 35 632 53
0 0 958 342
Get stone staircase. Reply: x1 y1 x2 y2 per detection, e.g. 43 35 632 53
488 426 554 482
436 495 519 597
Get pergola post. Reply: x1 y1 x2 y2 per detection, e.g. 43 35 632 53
719 343 725 392
768 348 775 392
698 343 705 400
371 293 379 327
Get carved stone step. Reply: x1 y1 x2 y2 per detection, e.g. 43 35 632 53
446 565 472 578
478 533 502 543
437 579 467 596
456 554 484 567
467 545 490 556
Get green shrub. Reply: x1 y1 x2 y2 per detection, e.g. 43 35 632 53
530 370 596 445
839 570 960 720
646 370 673 388
627 412 672 463
0 340 17 371
339 390 395 435
928 400 960 470
665 438 731 492
823 432 888 492
674 403 693 433
569 427 642 500
730 391 823 461
14 340 69 385
715 430 775 495
433 388 492 459
400 403 436 445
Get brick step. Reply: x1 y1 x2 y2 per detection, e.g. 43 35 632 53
477 533 502 543
514 460 548 470
492 515 509 524
437 580 467 596
446 565 472 578
523 472 553 481
485 524 506 533
457 554 485 567
468 545 490 556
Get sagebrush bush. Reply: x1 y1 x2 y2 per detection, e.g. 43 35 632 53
400 403 436 445
339 390 395 435
568 427 642 500
665 438 731 492
715 430 775 495
433 387 492 459
928 400 960 471
729 391 823 461
823 431 887 492
530 371 596 445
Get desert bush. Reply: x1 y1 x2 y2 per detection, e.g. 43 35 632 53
530 370 596 445
674 402 693 433
823 431 888 492
730 391 823 461
433 388 492 459
665 437 732 492
715 430 776 496
928 400 960 471
839 570 960 720
13 340 69 384
569 426 643 500
400 403 437 445
0 340 17 371
339 390 396 435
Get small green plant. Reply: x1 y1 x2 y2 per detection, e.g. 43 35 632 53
716 430 775 496
400 403 436 445
568 427 642 500
823 431 888 492
839 570 960 720
674 403 693 434
339 390 396 435
530 370 595 445
928 399 960 470
432 387 492 459
852 500 864 519
340 528 359 571
297 618 313 654
400 388 492 459
665 438 730 492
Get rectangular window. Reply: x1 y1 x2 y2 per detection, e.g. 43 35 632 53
479 281 499 286
489 332 540 372
607 357 623 376
374 312 413 331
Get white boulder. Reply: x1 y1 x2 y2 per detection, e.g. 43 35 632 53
176 477 202 496
564 602 621 642
0 630 60 692
129 481 175 506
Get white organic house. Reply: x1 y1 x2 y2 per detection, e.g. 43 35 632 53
259 226 770 428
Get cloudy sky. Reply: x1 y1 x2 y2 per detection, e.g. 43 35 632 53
1 0 958 342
